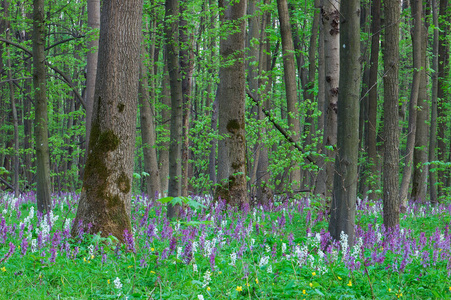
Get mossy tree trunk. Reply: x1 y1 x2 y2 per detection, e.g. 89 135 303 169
72 0 143 242
216 0 248 207
33 0 52 214
327 0 360 247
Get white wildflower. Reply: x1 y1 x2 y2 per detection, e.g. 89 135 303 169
193 264 198 273
267 265 273 273
258 255 269 267
114 277 122 289
198 295 204 300
177 247 182 259
282 243 287 254
265 245 270 253
202 270 211 287
229 252 237 266
192 242 198 253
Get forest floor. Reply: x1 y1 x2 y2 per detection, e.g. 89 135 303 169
0 192 450 299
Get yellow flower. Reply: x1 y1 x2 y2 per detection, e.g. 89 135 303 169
218 271 222 275
245 282 250 287
1 267 6 272
108 279 110 284
207 287 211 291
83 257 86 262
337 276 342 280
255 278 259 284
302 290 306 294
150 271 155 274
449 286 451 292
128 265 133 269
236 286 243 292
389 288 392 292
309 282 313 288
347 280 352 287
312 272 316 276
151 247 155 252
91 255 94 259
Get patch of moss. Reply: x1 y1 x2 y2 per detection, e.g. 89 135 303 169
116 171 131 194
226 119 241 133
108 194 121 209
117 103 125 113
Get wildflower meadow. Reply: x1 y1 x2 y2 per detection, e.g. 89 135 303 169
0 192 450 299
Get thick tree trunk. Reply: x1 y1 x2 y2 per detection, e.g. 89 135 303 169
328 0 360 247
314 0 339 199
72 0 143 241
216 0 247 207
165 0 183 218
33 0 52 213
399 0 422 207
383 0 401 229
277 0 301 192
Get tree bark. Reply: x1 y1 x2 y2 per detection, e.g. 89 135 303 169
328 0 360 247
277 0 301 192
383 0 401 229
411 21 429 203
165 0 183 218
314 0 340 199
216 0 247 206
366 0 381 201
399 0 422 207
33 0 52 213
139 36 161 199
159 61 170 195
429 0 439 204
72 0 143 241
84 0 100 150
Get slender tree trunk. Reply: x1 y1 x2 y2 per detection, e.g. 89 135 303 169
72 0 143 241
366 0 381 201
437 0 449 197
411 21 429 203
180 1 194 197
139 36 161 199
429 0 439 204
85 0 100 149
165 0 183 218
216 0 247 206
159 61 170 195
383 0 401 229
33 0 52 213
277 0 301 192
328 0 360 247
314 0 340 199
399 0 422 207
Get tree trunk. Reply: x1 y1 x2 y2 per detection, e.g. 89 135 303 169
139 36 161 199
216 0 247 207
366 0 381 201
85 0 100 150
180 1 194 197
314 0 340 199
277 0 301 192
383 0 401 229
429 0 439 204
72 0 143 241
159 61 170 195
165 0 183 218
33 0 52 213
399 0 422 207
411 22 429 203
437 0 449 197
328 0 360 247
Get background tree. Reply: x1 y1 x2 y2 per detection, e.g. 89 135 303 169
72 0 143 240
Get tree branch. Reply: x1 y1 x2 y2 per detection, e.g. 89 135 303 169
246 88 314 163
